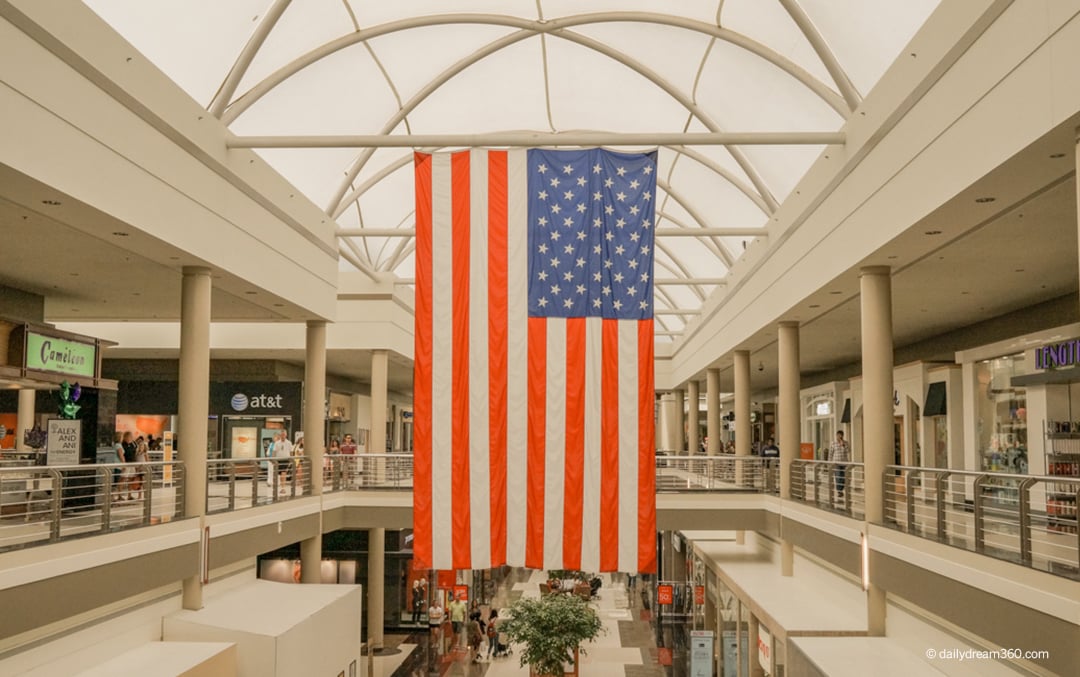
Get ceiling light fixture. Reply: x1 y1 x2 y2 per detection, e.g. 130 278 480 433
924 230 942 235
829 291 842 295
809 304 820 309
974 197 996 203
1049 153 1066 159
244 291 258 295
112 231 129 237
41 199 62 206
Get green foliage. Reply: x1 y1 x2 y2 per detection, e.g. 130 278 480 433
500 592 604 676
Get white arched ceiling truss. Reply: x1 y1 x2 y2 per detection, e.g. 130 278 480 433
84 0 940 340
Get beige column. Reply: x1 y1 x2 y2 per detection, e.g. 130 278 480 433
300 321 326 583
367 349 389 650
706 369 721 456
673 389 686 454
687 380 700 456
178 266 211 610
16 390 35 451
778 322 800 576
367 527 385 652
734 351 751 457
860 266 893 636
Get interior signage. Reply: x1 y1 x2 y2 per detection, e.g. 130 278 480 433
757 627 773 673
230 392 285 412
1034 339 1080 370
47 419 81 465
25 332 96 378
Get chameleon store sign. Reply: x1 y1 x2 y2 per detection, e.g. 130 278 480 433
25 332 96 378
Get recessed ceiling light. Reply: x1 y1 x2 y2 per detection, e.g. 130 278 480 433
1050 153 1066 159
961 291 970 295
69 272 79 277
112 231 129 237
829 291 842 295
887 255 898 259
1014 268 1025 273
974 197 996 203
244 291 258 295
273 303 284 307
41 199 62 206
132 292 141 296
169 256 179 260
924 230 942 235
809 304 820 309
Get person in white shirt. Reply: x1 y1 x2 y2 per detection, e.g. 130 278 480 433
274 431 293 495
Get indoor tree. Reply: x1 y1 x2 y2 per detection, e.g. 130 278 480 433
499 592 604 676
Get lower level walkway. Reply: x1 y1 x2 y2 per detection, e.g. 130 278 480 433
374 568 680 677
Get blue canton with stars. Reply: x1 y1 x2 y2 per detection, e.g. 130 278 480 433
527 148 656 320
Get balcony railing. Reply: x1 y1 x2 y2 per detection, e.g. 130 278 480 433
882 466 1079 580
790 459 866 518
323 453 415 491
0 461 184 552
206 457 312 514
655 454 778 493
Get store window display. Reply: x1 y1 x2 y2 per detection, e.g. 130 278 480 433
976 355 1029 473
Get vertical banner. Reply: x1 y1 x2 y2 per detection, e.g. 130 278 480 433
657 584 674 605
163 430 174 484
46 419 81 466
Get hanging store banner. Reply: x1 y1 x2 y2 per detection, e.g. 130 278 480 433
694 585 705 605
758 627 773 674
657 584 674 605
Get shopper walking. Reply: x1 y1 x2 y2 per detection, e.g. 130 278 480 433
448 594 467 647
467 611 483 663
427 597 445 656
828 430 851 504
274 431 293 496
485 609 499 659
120 431 137 500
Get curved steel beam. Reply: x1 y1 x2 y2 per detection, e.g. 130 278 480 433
326 26 783 219
778 0 861 110
208 0 293 118
222 12 847 125
657 179 734 268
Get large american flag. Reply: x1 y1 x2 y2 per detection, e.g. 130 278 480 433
413 148 656 574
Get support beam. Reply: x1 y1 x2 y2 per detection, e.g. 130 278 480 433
230 131 845 149
706 369 720 456
300 320 326 584
655 309 700 316
687 380 700 456
655 278 726 286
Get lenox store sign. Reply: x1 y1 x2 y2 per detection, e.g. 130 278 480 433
211 382 300 419
1034 338 1080 370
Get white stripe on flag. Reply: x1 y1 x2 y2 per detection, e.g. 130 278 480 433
543 317 567 570
617 320 639 572
430 153 453 569
505 149 529 568
580 316 602 573
468 149 491 569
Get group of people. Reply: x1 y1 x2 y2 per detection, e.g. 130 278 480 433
112 431 149 501
263 430 304 495
426 593 505 663
326 433 358 455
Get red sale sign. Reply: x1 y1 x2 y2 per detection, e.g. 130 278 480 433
694 585 705 605
657 584 673 605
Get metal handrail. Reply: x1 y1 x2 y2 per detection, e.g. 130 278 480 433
655 456 779 493
882 465 1079 580
323 453 415 491
206 457 312 514
790 459 864 518
0 461 184 553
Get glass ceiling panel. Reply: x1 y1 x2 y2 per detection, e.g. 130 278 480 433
346 0 537 26
569 23 715 98
545 38 690 133
720 0 831 87
365 25 521 106
81 0 942 331
540 0 720 24
694 40 843 132
405 37 551 134
84 0 264 107
235 0 357 96
230 46 401 135
801 0 940 95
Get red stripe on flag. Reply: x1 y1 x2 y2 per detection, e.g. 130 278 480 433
487 151 509 567
637 320 657 573
412 153 433 569
600 320 620 571
450 151 471 570
526 317 547 569
563 318 586 570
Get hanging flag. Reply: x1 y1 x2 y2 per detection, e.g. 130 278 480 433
413 148 656 574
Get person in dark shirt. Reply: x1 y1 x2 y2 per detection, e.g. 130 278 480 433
761 437 780 458
120 432 137 500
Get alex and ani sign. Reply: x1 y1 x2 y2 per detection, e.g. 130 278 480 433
1033 338 1080 370
25 332 96 378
